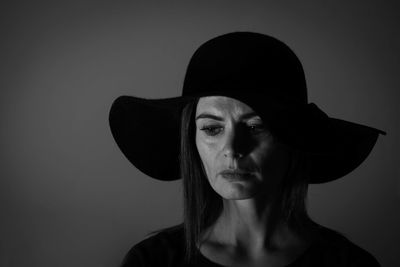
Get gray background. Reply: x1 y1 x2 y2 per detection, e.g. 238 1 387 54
1 1 399 266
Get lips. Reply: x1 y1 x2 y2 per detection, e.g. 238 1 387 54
219 169 254 180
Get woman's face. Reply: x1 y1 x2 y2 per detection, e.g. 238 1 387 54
195 96 292 200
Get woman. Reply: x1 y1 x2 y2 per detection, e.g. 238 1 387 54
109 32 385 266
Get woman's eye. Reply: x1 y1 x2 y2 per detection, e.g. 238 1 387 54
200 126 223 136
248 124 267 134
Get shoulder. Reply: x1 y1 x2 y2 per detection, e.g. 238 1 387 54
120 224 185 267
309 225 381 267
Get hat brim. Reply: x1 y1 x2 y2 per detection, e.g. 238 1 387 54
109 95 386 183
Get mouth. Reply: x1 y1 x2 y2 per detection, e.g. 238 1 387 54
219 169 255 181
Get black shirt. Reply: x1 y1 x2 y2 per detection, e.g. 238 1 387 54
120 225 380 267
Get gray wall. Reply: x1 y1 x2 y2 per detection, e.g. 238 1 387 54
1 1 399 266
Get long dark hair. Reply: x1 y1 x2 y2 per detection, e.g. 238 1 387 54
179 98 319 263
180 98 222 262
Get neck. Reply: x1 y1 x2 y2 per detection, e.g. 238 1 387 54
202 195 308 255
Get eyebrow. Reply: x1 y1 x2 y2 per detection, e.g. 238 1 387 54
195 111 259 121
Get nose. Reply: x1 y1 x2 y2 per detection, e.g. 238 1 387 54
222 124 247 159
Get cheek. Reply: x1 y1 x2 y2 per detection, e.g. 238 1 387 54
195 137 219 178
251 139 272 161
256 142 291 178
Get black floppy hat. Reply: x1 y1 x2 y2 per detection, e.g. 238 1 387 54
109 32 386 183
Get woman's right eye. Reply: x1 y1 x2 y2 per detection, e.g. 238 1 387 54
200 126 223 136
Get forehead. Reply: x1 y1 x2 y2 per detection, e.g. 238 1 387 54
196 96 255 116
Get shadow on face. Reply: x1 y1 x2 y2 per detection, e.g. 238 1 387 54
194 96 292 200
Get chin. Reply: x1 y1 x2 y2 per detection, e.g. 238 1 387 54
218 182 259 200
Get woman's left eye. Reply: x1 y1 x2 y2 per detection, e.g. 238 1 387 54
248 124 266 133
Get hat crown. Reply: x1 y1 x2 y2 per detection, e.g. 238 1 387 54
183 32 308 105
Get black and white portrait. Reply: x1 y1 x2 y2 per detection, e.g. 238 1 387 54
1 1 398 267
